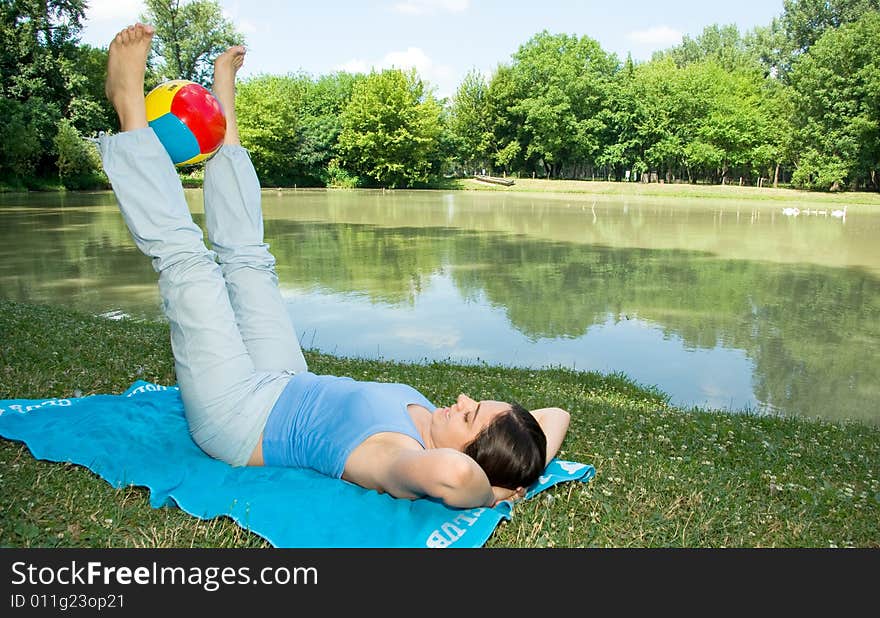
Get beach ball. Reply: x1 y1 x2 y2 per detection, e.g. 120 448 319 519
145 80 226 166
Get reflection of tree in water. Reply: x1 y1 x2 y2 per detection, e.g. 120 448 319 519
453 233 880 423
269 221 447 305
0 201 159 316
273 221 880 423
745 270 880 423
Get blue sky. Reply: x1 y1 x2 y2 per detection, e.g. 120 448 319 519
81 0 785 98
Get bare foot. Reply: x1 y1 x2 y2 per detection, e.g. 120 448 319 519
212 46 246 146
105 23 155 132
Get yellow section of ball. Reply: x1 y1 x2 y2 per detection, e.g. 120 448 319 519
144 79 192 122
177 148 217 167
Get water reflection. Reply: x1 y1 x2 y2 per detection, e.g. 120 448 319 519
1 189 878 425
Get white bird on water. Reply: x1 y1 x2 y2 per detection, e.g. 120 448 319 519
831 205 847 219
782 207 800 216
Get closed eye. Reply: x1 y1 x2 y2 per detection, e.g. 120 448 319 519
466 403 480 425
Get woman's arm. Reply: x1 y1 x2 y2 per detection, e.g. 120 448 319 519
383 448 495 509
531 407 571 466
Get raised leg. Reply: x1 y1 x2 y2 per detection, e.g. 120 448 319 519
99 25 291 466
203 46 308 374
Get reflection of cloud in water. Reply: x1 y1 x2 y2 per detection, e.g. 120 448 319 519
393 326 461 349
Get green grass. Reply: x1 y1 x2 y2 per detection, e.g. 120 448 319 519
452 176 880 206
1 300 878 548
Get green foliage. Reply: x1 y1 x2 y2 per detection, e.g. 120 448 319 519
337 68 444 188
655 23 765 73
789 11 880 189
0 0 93 182
295 73 362 185
142 0 245 87
67 44 115 134
53 118 105 188
483 64 520 173
324 159 359 188
0 0 877 191
236 72 363 187
0 98 43 179
498 31 618 177
449 69 493 173
606 56 789 184
791 150 850 190
236 75 305 185
780 0 879 54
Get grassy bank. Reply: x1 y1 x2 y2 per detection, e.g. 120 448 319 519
454 176 880 206
1 300 878 548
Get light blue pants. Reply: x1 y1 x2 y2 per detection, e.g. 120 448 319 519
99 128 308 466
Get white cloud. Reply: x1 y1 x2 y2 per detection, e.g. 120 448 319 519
392 0 470 16
221 9 257 36
626 26 683 46
220 1 258 35
336 59 372 74
385 47 435 75
335 47 457 99
85 0 145 22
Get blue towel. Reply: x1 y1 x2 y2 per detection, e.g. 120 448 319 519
0 381 595 548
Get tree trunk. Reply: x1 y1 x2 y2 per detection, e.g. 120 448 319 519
773 163 779 188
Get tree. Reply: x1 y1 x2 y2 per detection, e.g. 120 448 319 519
337 68 444 188
608 56 771 185
501 31 618 178
54 117 104 188
236 75 308 186
789 11 880 190
449 69 493 175
235 71 363 186
618 57 688 182
656 23 764 73
754 80 796 187
141 0 244 87
0 0 89 180
688 64 769 184
484 64 522 174
66 43 115 134
296 72 362 185
600 54 640 180
0 98 43 179
780 0 879 54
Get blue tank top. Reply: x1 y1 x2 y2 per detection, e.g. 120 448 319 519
261 372 436 478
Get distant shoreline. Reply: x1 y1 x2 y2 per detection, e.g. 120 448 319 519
5 175 880 208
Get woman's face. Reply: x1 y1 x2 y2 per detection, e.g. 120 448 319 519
431 394 510 451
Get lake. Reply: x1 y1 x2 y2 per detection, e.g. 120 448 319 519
1 188 878 425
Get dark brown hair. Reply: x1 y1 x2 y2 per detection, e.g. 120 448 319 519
464 402 547 490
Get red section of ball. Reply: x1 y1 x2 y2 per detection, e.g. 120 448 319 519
169 83 227 154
